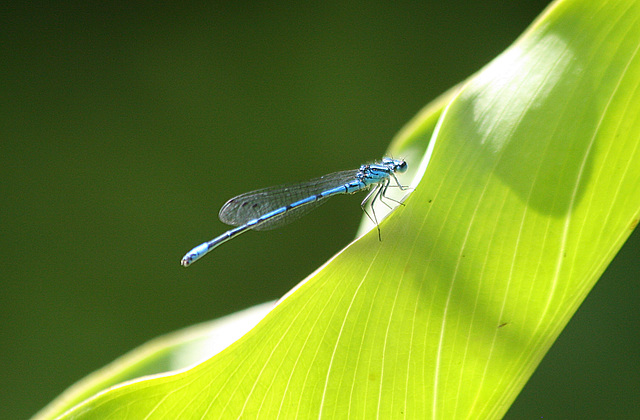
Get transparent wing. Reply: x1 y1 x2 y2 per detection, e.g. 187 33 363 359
218 169 360 231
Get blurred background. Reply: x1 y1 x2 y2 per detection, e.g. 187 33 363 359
2 1 638 418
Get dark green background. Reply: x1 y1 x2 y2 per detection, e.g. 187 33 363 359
2 1 638 418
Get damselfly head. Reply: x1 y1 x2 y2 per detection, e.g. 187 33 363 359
382 157 408 173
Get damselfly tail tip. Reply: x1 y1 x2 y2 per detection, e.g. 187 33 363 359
181 243 209 267
181 255 193 267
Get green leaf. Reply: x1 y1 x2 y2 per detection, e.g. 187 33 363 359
37 0 640 418
32 303 275 419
